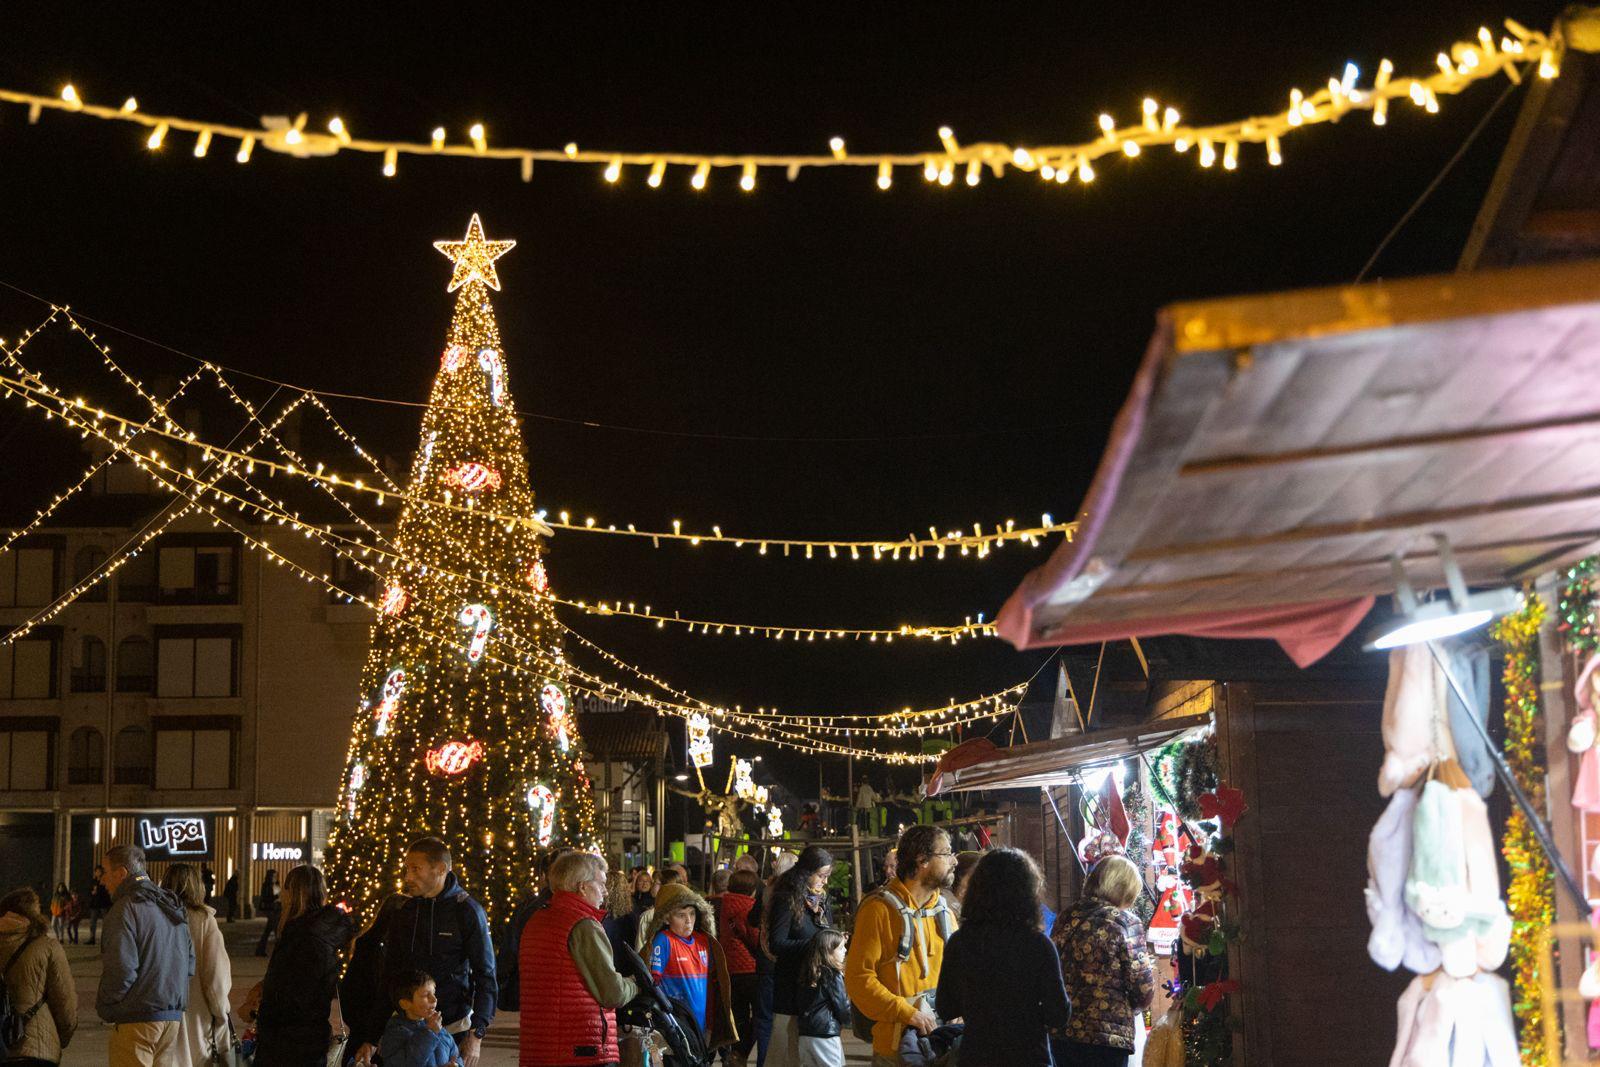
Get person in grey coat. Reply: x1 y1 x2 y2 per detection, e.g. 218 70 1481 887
96 843 196 1067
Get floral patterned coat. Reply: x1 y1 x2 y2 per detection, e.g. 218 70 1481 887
1049 898 1155 1050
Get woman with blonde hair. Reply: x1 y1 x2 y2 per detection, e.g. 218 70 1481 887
0 887 76 1066
249 865 356 1066
1049 855 1155 1066
160 864 233 1067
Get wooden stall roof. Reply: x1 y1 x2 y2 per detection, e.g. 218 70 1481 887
928 712 1212 794
998 256 1600 656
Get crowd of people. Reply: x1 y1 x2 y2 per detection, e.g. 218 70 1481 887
0 825 1157 1067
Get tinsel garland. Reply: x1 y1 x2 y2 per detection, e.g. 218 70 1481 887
1558 557 1599 657
1125 777 1155 926
1490 594 1554 1066
1158 736 1221 822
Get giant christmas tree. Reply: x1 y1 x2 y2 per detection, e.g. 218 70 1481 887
327 215 597 928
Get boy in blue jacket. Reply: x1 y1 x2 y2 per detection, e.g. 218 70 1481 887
379 970 462 1067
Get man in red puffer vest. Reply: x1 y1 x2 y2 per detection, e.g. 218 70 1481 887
521 853 639 1067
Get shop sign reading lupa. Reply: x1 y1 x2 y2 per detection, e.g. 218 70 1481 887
138 816 210 857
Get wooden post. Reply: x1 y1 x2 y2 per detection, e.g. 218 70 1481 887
851 823 863 906
1536 571 1589 1058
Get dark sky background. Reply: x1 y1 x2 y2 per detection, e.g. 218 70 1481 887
0 2 1563 802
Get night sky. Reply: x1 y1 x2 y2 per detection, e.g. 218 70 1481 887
0 2 1563 800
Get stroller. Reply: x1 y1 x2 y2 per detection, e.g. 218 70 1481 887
616 943 713 1067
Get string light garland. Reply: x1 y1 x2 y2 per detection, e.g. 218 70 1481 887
1490 595 1553 1064
547 592 995 643
0 348 1072 562
1 19 1554 191
0 271 1030 762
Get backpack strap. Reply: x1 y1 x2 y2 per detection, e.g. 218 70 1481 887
867 891 951 964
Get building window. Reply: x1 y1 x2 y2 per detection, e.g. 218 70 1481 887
0 637 57 700
329 550 378 603
153 718 236 790
156 633 238 698
113 725 150 785
116 637 153 693
118 551 157 603
158 544 238 605
0 720 55 790
0 549 58 608
67 726 104 785
74 547 109 603
71 636 107 693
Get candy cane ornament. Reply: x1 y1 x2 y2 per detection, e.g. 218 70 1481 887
374 667 407 735
458 603 495 662
528 783 559 846
478 348 507 406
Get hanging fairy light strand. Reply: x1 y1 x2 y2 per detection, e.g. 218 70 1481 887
0 318 1075 559
1 19 1554 190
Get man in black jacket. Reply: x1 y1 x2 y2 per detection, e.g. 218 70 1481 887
353 837 496 1067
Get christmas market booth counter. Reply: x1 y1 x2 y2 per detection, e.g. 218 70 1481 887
992 250 1600 1065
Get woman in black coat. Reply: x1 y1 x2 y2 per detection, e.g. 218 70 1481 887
936 848 1072 1067
763 845 834 1067
249 865 355 1067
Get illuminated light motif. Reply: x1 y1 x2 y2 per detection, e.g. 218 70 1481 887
434 213 517 293
444 463 502 493
688 713 714 769
541 682 573 753
374 668 407 735
457 603 494 661
754 785 770 812
346 761 367 817
478 348 507 406
528 560 549 593
379 582 409 616
734 758 757 801
767 806 785 839
528 783 559 846
441 344 468 372
425 739 485 775
420 432 437 473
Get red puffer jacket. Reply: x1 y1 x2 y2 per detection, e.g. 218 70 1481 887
520 892 618 1066
717 892 760 975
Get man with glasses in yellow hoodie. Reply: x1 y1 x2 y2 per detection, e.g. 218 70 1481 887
844 825 957 1066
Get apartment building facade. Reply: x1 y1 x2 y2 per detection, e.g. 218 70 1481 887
0 459 372 905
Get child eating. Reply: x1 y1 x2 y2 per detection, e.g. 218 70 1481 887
378 970 462 1067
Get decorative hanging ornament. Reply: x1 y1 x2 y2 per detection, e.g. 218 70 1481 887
458 603 494 662
478 348 507 406
425 739 485 775
734 758 757 801
444 463 502 493
687 713 714 769
528 560 550 594
441 344 468 372
541 682 573 753
374 667 407 735
379 582 409 616
767 805 785 839
528 783 559 846
346 761 367 817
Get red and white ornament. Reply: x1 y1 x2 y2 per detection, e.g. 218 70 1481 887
528 783 559 846
541 682 573 753
379 583 409 616
425 739 485 776
458 603 494 661
444 463 502 493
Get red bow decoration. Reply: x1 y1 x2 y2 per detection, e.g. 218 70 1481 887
1196 979 1241 1012
1198 785 1248 830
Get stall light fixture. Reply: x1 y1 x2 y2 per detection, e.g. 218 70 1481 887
674 773 689 781
1365 534 1521 650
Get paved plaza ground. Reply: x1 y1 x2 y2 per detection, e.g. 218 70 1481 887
53 918 873 1066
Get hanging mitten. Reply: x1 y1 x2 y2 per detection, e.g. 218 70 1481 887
1590 996 1600 1051
1406 780 1470 940
1470 972 1520 1067
1381 645 1445 796
1456 786 1511 973
1392 973 1461 1067
1441 638 1494 798
1365 785 1444 974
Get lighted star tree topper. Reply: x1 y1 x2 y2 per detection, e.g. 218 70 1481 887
326 214 598 928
